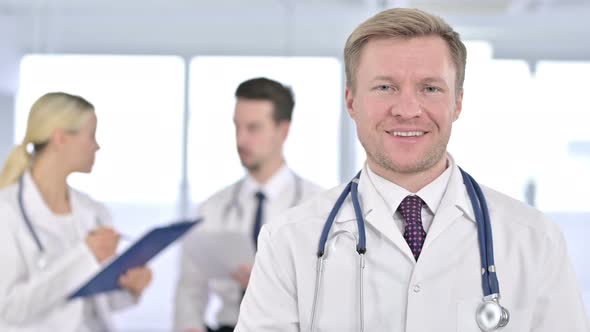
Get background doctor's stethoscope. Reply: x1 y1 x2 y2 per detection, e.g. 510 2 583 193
221 172 304 221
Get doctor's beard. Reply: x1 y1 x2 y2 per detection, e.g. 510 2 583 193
365 134 449 175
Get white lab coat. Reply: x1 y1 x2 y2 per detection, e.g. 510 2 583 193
174 167 322 331
0 172 135 332
236 163 590 332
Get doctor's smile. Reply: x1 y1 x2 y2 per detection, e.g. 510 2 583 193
388 131 427 137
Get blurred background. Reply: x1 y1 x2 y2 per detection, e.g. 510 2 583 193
0 0 589 330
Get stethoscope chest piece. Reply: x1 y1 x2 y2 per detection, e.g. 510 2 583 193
476 296 510 331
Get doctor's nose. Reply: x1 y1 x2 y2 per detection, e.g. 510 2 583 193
392 90 422 119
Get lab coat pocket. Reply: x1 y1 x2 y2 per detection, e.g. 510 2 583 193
457 298 532 332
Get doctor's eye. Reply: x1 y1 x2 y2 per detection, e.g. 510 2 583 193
423 85 442 94
375 85 395 92
247 124 261 132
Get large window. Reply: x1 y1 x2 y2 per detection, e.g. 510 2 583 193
188 56 342 204
532 61 590 212
531 61 590 313
17 55 185 205
16 55 186 330
450 58 535 201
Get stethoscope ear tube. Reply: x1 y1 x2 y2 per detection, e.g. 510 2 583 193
459 168 499 296
310 257 325 332
18 176 45 253
468 173 500 296
224 173 304 222
349 174 366 254
317 181 353 257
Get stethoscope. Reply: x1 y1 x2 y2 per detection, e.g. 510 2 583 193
17 176 94 271
310 168 510 332
17 176 49 269
222 172 303 220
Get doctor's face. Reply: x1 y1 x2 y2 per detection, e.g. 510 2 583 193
234 98 287 172
63 112 100 174
346 36 463 179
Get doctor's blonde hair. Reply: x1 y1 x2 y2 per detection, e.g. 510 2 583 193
0 92 95 188
344 8 467 94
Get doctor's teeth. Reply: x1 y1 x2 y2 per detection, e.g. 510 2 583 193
393 131 425 137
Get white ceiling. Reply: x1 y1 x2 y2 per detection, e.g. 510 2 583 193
0 0 589 15
0 0 589 62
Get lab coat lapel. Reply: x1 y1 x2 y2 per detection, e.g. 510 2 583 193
357 171 416 263
421 164 475 252
23 173 98 246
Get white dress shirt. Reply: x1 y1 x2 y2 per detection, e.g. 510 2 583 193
366 162 451 233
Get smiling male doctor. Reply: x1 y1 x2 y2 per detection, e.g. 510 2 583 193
234 7 589 332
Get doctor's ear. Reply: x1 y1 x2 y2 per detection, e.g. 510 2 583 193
277 121 291 141
345 86 357 118
452 90 464 121
48 128 70 149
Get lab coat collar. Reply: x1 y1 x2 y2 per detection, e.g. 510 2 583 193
446 155 476 223
420 156 476 252
356 165 417 262
330 166 414 261
21 171 67 236
21 171 91 236
332 155 476 263
365 159 452 220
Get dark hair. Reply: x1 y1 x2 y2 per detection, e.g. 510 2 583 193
235 77 295 123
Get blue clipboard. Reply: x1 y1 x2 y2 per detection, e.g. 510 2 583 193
69 219 200 299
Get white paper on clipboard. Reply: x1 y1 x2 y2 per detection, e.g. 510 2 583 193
185 230 256 279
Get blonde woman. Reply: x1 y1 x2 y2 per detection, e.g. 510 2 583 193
0 92 152 331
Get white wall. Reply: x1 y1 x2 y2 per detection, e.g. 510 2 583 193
0 33 20 162
0 93 14 163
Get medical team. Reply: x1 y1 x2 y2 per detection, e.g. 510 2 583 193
0 7 588 332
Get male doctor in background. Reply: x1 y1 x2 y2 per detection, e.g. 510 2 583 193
235 8 589 332
174 77 322 332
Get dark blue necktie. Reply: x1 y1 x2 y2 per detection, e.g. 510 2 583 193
252 191 266 249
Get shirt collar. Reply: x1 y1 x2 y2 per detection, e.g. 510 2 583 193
365 156 452 215
242 164 292 200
